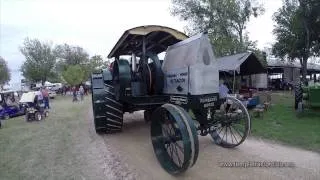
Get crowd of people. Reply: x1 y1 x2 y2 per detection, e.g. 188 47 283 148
57 85 88 102
36 84 89 103
60 85 89 95
71 85 85 102
0 84 90 128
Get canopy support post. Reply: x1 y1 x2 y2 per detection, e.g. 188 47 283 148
233 70 235 94
142 36 146 64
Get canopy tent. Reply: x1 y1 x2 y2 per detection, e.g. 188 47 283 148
217 52 266 76
217 52 267 92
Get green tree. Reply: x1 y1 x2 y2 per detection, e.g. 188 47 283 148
272 0 320 82
62 65 85 86
54 44 89 66
54 43 93 81
90 55 104 71
252 49 268 67
20 38 56 84
81 55 105 82
46 71 62 83
170 0 264 57
0 56 11 89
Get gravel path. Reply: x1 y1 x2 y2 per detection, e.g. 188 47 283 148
96 111 320 180
86 108 138 180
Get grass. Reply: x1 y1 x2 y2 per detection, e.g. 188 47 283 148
0 96 95 180
250 91 320 152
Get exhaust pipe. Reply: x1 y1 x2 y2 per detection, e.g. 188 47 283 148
132 53 137 72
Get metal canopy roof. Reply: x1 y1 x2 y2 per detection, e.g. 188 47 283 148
107 25 188 58
267 58 301 68
267 58 320 73
217 52 267 75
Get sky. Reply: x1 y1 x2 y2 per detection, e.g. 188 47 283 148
0 0 283 89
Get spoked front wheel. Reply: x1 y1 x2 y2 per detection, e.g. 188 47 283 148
211 96 251 148
151 104 199 175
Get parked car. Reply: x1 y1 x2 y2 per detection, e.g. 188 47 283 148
48 90 56 99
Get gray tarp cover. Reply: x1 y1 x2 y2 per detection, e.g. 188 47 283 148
217 52 266 75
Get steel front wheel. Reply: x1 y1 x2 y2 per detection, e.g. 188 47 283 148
151 104 199 175
211 96 251 148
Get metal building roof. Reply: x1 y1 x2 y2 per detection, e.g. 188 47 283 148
267 57 320 72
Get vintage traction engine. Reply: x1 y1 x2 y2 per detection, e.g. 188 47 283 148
91 25 251 174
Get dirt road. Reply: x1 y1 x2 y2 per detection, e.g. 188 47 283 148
100 111 320 180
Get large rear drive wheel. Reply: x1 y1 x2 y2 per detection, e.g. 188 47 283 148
91 73 124 134
151 104 199 175
211 96 251 148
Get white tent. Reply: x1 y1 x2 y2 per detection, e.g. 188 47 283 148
85 81 91 86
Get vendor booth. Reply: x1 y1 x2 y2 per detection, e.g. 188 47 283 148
217 52 268 108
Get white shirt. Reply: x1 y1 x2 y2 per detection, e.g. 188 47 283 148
35 91 43 100
79 87 84 93
219 84 229 98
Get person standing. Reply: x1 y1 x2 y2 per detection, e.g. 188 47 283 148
42 87 50 109
72 86 78 102
84 85 88 96
79 85 84 101
63 86 67 96
219 80 230 99
35 87 44 114
35 88 43 103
